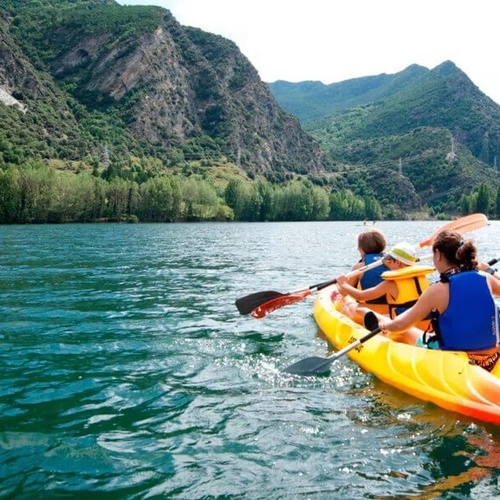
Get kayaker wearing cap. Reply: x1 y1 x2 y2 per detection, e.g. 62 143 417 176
337 242 433 326
378 230 500 372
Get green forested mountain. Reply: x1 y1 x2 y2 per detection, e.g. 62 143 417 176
1 0 500 223
0 0 337 223
269 62 500 216
269 64 429 125
1 0 326 175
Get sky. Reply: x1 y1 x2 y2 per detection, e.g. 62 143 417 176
117 0 500 105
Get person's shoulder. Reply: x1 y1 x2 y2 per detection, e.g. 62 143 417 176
424 281 447 300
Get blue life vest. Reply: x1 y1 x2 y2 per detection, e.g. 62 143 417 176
359 253 389 305
434 271 499 351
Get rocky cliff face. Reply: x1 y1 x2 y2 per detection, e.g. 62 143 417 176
0 10 89 161
1 1 328 175
0 14 39 112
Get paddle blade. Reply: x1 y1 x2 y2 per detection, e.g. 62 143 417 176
363 311 379 331
235 291 284 315
450 212 488 233
283 326 381 376
418 213 488 248
282 355 334 376
250 290 311 318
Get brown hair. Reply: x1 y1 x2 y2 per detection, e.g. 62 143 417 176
358 228 386 254
432 229 477 271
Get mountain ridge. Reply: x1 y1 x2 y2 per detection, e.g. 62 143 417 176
1 0 500 221
268 61 500 215
1 0 328 177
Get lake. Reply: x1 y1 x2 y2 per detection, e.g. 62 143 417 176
1 220 500 498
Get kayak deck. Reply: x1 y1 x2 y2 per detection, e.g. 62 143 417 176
313 286 500 424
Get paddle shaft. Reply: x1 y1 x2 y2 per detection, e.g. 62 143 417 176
328 327 382 362
304 258 386 294
299 252 432 294
283 326 382 375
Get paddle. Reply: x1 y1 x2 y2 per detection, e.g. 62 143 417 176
484 257 499 275
235 258 384 317
415 212 488 248
283 312 381 375
235 213 488 318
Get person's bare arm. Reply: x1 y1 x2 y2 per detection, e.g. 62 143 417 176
486 273 500 295
337 276 391 302
378 284 445 333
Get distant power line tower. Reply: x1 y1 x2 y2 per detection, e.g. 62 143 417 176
446 136 456 162
102 145 110 169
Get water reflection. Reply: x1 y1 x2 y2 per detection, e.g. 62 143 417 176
1 221 499 497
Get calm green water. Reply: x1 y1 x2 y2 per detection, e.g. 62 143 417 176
1 221 500 499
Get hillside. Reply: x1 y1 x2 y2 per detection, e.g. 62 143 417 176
0 0 328 179
269 62 500 215
269 64 429 124
2 0 500 221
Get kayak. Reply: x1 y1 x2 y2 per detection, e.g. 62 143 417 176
313 285 500 424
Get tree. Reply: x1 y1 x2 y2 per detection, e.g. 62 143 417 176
0 167 21 223
495 186 500 219
475 183 492 215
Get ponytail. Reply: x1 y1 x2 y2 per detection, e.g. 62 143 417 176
432 229 477 270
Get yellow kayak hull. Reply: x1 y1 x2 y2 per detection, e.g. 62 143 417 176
314 286 500 424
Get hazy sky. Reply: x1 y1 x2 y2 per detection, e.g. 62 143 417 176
117 0 500 105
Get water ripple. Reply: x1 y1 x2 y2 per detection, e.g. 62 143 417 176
1 222 500 498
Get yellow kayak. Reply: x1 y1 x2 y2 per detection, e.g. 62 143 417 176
313 285 500 424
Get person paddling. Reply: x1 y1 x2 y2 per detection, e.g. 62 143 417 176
337 242 434 328
344 228 390 314
378 230 500 372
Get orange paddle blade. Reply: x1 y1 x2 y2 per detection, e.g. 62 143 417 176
418 213 488 248
250 290 311 318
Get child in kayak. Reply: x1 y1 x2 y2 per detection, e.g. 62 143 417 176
343 228 390 314
337 241 434 328
378 230 500 371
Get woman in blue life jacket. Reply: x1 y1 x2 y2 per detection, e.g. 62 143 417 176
378 229 500 372
346 228 390 314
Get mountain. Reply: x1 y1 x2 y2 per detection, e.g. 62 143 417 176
269 62 500 215
2 0 500 221
0 0 328 180
269 64 429 124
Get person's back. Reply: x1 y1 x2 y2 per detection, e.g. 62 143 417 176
434 270 498 351
352 228 389 313
378 230 500 372
338 242 432 323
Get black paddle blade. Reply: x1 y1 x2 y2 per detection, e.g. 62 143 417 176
283 326 382 376
363 311 379 331
282 355 336 376
235 290 284 315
